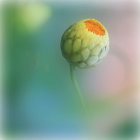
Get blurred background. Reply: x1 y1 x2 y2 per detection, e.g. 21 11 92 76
2 0 140 139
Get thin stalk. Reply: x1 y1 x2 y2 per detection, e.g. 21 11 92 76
70 64 93 138
70 64 87 114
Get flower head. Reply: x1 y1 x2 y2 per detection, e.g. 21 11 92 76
61 19 109 68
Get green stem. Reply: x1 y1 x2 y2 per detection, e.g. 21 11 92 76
70 64 92 137
70 64 87 114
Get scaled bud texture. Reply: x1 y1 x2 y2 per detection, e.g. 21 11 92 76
61 19 109 68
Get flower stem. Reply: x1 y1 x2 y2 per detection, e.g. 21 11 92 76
70 64 87 114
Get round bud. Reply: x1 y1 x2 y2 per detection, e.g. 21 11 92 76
61 19 109 68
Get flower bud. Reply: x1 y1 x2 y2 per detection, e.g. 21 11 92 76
61 19 109 68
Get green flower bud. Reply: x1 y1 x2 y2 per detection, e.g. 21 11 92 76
61 19 109 68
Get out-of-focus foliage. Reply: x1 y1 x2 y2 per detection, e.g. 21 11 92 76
4 3 51 33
